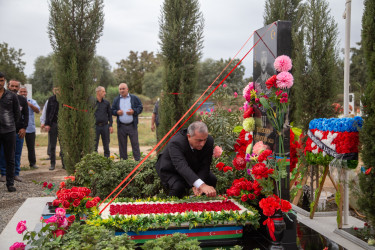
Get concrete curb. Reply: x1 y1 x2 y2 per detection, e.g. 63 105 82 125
0 197 55 250
334 228 375 250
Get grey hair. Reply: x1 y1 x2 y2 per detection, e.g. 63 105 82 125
95 86 104 92
187 121 208 137
19 85 27 89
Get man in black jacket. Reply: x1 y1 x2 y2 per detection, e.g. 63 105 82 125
0 72 20 192
112 83 143 161
94 86 113 157
0 79 28 183
44 87 64 170
155 121 217 198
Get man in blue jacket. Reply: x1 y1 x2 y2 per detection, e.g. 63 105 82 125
112 83 143 161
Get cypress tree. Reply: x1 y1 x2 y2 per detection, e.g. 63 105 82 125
358 0 375 227
293 0 339 131
48 0 104 173
158 0 204 140
263 0 305 124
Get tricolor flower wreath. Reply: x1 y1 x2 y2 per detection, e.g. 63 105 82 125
304 117 363 168
87 196 259 232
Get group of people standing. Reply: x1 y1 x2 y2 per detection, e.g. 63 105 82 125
1 75 218 198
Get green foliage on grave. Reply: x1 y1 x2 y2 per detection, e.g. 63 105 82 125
40 223 136 249
141 233 200 250
70 153 163 199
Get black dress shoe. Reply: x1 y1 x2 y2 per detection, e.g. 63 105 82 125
30 165 39 169
49 165 55 171
7 186 16 192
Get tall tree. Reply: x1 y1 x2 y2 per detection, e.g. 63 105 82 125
48 0 104 173
92 55 115 88
0 42 27 83
143 66 164 99
158 0 204 139
350 43 366 101
358 0 375 227
263 0 305 124
114 51 161 94
29 54 55 95
293 0 339 131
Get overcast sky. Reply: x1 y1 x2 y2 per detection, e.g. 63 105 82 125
0 0 364 79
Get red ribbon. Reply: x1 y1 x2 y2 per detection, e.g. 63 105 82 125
63 104 88 112
263 217 283 241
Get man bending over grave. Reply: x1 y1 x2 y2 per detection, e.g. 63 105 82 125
155 121 217 198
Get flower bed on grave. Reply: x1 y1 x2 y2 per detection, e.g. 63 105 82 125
87 196 259 243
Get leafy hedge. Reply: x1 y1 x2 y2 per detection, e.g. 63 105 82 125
70 153 163 199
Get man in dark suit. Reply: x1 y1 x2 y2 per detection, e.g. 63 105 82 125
155 121 217 198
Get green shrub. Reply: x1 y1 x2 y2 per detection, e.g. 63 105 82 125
71 153 163 199
141 233 200 250
40 223 136 250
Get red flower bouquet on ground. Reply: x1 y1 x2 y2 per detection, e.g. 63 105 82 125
226 177 262 204
53 186 100 219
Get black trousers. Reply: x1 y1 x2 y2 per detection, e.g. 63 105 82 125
167 172 217 198
117 123 141 161
49 123 64 167
0 131 16 187
25 132 36 166
95 124 110 157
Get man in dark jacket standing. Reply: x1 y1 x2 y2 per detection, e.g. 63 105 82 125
94 86 113 157
44 87 64 170
0 80 28 183
112 83 143 161
0 72 20 192
155 121 217 198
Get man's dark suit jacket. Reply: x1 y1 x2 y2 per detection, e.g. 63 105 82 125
155 128 214 187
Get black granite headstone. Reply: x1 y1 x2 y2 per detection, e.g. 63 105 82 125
252 20 292 201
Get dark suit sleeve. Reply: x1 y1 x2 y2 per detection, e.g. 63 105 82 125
107 101 113 127
168 141 200 186
111 97 119 116
132 95 143 115
13 94 21 123
21 98 29 129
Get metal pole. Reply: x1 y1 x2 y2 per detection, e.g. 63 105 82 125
343 0 351 225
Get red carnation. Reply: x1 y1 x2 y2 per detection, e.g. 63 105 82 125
243 107 254 119
233 155 246 170
241 194 248 202
257 149 273 162
216 162 225 171
281 199 292 212
52 199 61 207
53 229 66 238
72 199 81 207
67 215 76 223
62 200 70 209
251 163 274 179
43 182 48 187
265 75 277 89
70 192 79 199
47 183 53 189
59 182 66 189
223 166 233 172
248 193 256 200
85 200 94 209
